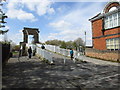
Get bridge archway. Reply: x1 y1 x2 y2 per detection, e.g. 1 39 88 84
20 27 40 56
23 27 39 43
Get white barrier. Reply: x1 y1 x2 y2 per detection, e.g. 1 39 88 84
36 45 53 64
44 44 83 60
36 44 83 63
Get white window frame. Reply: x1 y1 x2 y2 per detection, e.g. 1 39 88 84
118 11 120 26
104 11 119 29
106 38 120 50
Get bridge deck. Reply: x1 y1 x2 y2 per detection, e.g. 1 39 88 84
2 52 119 89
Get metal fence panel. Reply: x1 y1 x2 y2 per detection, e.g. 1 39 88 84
36 44 83 61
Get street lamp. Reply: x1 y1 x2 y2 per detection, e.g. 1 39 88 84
85 31 86 47
84 31 86 55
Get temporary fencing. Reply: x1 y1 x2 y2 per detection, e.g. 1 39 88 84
36 45 53 64
39 44 83 61
36 44 84 64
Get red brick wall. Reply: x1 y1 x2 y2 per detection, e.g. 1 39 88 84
104 27 119 35
93 37 106 50
85 48 120 62
92 19 106 50
92 19 103 37
105 34 120 39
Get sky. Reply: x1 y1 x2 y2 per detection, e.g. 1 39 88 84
0 0 109 46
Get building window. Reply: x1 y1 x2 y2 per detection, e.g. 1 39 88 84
106 38 120 50
119 11 120 26
109 7 117 12
104 11 119 29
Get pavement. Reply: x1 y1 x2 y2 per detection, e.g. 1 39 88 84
2 52 120 89
78 55 119 66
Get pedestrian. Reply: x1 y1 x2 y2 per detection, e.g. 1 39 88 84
70 48 74 60
41 44 45 49
28 46 32 59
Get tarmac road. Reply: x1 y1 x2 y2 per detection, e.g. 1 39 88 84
2 52 120 89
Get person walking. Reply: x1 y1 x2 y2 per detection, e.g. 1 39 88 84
70 48 74 60
28 46 32 59
41 44 45 49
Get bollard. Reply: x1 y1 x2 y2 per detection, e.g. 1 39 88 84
73 57 76 63
50 59 54 64
50 53 54 64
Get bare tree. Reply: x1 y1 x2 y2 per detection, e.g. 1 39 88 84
73 38 84 51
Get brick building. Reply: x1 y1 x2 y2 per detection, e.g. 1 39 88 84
89 2 120 50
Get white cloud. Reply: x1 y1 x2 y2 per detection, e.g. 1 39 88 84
48 3 104 46
35 0 55 16
19 29 23 33
48 11 87 41
49 20 83 41
6 0 37 22
48 8 55 14
6 0 55 21
4 26 10 30
49 20 72 31
48 33 60 40
7 9 37 22
8 30 23 45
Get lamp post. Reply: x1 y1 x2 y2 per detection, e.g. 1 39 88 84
85 31 86 47
84 31 86 55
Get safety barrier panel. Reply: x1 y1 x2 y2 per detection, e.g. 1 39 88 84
36 45 53 64
36 44 84 62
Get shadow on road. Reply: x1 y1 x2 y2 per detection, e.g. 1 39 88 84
2 56 119 89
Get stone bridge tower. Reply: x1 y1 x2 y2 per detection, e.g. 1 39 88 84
23 27 39 43
20 27 39 56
